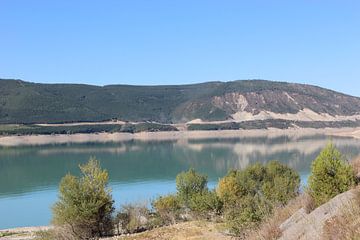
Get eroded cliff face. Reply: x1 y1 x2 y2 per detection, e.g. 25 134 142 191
187 87 360 123
212 89 359 115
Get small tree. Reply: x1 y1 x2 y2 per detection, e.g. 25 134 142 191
175 168 207 204
52 158 114 239
308 143 355 206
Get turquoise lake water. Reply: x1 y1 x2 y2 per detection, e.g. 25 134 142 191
1 134 360 229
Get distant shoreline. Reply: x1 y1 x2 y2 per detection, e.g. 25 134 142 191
0 127 359 147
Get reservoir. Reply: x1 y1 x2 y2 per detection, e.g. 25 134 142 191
1 134 360 229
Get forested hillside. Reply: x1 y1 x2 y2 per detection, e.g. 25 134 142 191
1 79 359 124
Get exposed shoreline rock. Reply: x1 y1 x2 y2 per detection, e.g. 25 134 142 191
279 189 359 240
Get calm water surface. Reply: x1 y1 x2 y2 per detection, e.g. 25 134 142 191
1 134 360 229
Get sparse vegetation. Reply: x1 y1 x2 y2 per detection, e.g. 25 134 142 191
322 188 360 240
152 195 181 224
115 203 151 234
246 192 313 240
0 122 178 135
0 231 17 237
187 120 360 131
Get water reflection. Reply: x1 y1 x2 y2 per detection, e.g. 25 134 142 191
1 134 360 228
1 135 360 198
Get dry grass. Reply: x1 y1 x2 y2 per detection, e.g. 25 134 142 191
320 155 360 240
114 221 231 240
322 188 360 240
351 155 360 176
246 193 313 240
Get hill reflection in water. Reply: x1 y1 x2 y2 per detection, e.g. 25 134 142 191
1 134 360 197
2 134 360 228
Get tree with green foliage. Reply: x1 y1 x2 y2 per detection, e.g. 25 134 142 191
308 143 356 206
52 158 114 239
175 168 208 204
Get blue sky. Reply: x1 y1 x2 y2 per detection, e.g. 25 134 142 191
0 1 359 96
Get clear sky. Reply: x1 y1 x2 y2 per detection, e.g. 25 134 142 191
0 1 359 96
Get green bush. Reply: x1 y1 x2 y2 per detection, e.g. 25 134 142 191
176 168 208 204
262 160 300 205
224 194 271 236
153 168 221 223
152 194 182 224
216 170 240 205
188 190 223 219
217 161 300 235
218 161 300 206
52 158 114 239
308 143 356 207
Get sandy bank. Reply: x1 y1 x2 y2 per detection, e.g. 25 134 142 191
0 226 52 240
0 127 360 147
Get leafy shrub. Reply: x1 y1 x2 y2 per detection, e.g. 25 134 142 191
224 194 271 237
308 143 356 206
218 161 300 235
152 195 182 224
216 170 241 205
262 160 300 205
52 158 114 239
188 190 223 219
176 168 208 204
153 169 221 223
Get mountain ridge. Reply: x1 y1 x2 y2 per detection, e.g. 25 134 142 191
0 79 359 124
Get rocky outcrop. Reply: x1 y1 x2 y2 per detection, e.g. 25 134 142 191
279 189 358 240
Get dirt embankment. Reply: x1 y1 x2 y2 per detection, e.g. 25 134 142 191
1 127 360 147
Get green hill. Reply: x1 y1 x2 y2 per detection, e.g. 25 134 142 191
0 79 359 124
